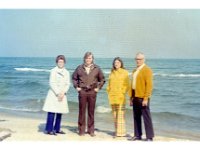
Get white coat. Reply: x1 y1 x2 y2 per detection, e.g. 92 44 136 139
43 66 70 114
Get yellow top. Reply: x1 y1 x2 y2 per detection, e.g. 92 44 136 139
129 65 153 101
106 68 131 105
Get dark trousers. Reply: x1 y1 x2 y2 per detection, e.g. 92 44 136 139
132 94 154 138
45 112 62 132
78 93 97 134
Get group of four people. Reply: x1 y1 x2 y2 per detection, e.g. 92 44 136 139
42 51 154 141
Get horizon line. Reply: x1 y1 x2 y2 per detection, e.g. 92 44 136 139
0 56 200 60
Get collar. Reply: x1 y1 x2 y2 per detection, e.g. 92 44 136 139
132 63 145 73
82 63 96 70
136 63 145 71
113 68 124 73
55 66 65 74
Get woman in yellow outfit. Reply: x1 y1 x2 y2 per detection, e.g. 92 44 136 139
106 57 131 138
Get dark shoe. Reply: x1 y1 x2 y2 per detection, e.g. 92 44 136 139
145 138 153 141
56 131 66 134
128 136 142 141
46 131 57 136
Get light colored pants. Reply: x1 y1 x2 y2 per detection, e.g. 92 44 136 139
111 104 126 136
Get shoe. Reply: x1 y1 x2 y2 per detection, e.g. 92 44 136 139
78 132 85 136
56 131 66 134
145 138 153 141
89 133 96 137
128 136 142 141
47 131 57 136
115 135 127 138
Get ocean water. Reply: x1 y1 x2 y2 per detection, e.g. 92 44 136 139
0 57 200 140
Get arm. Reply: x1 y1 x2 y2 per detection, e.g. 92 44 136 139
128 73 133 106
122 72 130 94
128 73 133 98
106 74 111 94
97 68 106 90
143 68 153 101
49 69 59 96
72 67 79 89
62 71 71 94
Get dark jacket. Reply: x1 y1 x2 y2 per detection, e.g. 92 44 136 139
72 64 105 94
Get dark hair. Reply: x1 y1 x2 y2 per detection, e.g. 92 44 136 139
112 57 125 72
83 51 94 63
56 55 66 63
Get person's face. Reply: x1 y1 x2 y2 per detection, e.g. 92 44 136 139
135 55 145 67
57 59 65 68
85 55 93 65
114 60 122 69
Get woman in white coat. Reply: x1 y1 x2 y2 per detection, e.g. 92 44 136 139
43 55 70 135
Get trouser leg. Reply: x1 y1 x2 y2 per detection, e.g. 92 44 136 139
87 94 97 134
133 99 142 138
78 94 87 134
54 113 62 132
142 101 154 139
45 112 55 132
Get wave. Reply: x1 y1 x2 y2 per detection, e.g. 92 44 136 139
96 106 112 113
14 68 50 72
154 73 200 78
182 102 200 107
13 67 200 78
104 71 200 77
14 67 111 75
14 81 45 89
95 106 200 120
103 71 111 75
152 111 200 120
0 106 41 113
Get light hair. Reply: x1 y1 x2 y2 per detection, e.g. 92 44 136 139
135 52 145 60
83 51 94 63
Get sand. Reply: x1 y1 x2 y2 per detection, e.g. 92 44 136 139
0 112 189 142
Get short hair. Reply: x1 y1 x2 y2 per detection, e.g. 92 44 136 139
135 52 145 59
56 55 66 63
112 57 125 72
83 51 94 62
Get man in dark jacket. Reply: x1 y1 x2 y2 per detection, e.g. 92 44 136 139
72 52 105 137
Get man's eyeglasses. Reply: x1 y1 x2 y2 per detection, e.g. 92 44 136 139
135 58 144 60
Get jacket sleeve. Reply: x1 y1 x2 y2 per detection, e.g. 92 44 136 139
128 73 133 98
123 72 131 95
72 67 79 89
62 71 71 94
106 74 111 93
97 68 106 89
49 69 59 95
144 68 153 101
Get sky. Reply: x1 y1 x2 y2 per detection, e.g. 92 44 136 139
0 9 200 58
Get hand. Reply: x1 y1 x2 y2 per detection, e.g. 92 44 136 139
58 93 65 101
142 100 148 107
76 87 82 92
94 88 99 93
130 97 133 106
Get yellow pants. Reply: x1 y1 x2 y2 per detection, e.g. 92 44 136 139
111 104 126 136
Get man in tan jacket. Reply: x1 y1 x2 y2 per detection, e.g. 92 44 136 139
129 52 154 141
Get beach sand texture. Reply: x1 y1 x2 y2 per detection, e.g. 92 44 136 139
0 113 188 141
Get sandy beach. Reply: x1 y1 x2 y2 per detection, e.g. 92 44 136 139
0 111 189 142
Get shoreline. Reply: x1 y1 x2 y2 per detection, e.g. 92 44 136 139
0 109 195 141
